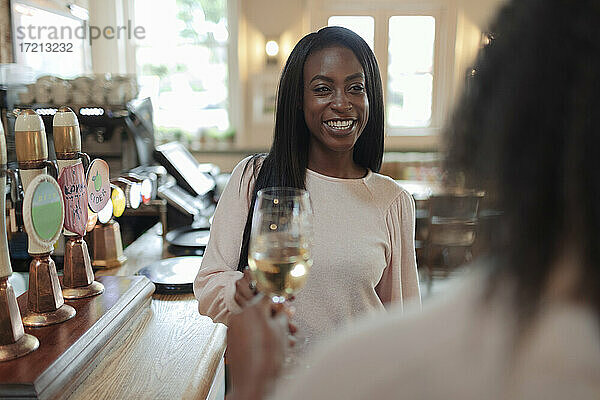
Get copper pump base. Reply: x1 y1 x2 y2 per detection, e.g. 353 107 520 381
91 220 127 269
0 333 39 362
0 277 39 361
22 305 76 327
62 236 104 299
22 254 76 327
63 280 104 300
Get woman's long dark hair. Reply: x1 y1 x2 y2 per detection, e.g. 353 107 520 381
445 0 600 321
236 26 384 271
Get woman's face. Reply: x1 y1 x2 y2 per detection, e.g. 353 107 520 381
303 46 369 157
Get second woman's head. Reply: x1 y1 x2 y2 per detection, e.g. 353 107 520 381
273 26 384 172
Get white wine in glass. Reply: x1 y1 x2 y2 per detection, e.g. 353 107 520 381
248 187 313 304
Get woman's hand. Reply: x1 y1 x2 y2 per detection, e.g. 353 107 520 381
234 268 257 308
272 302 298 347
226 294 289 400
234 268 297 342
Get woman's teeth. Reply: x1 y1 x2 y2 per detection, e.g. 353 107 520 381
325 120 354 130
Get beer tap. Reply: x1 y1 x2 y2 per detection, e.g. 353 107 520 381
90 182 127 269
14 109 75 326
53 107 104 299
0 122 39 361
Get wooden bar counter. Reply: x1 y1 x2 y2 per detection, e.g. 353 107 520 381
0 224 226 400
74 224 226 400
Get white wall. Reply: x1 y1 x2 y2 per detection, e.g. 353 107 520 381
237 0 307 149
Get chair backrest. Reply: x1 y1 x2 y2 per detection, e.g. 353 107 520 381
429 191 484 219
427 191 485 246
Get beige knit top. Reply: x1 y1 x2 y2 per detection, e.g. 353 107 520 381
193 157 421 345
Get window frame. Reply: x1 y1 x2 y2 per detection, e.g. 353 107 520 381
309 0 457 150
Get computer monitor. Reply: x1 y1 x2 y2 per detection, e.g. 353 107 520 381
154 142 215 197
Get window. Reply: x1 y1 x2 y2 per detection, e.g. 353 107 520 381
323 1 453 139
387 16 435 127
11 2 91 77
134 0 231 144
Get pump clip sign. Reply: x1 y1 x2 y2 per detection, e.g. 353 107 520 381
86 159 111 213
58 161 88 236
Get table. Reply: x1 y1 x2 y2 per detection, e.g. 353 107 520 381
68 224 226 400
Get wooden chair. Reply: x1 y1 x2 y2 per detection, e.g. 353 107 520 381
422 191 485 287
413 197 429 275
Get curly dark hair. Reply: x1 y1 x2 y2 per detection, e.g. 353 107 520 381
445 0 600 318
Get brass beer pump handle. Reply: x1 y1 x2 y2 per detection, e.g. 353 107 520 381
53 108 105 298
6 169 22 205
6 169 24 229
0 119 40 361
42 160 59 180
13 108 77 326
78 152 91 171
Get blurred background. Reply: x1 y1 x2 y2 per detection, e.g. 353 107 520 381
0 0 506 294
0 0 505 173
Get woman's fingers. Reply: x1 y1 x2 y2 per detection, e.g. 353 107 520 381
234 274 298 350
243 268 258 293
268 302 299 345
288 320 298 335
267 306 289 365
288 334 298 347
234 268 257 307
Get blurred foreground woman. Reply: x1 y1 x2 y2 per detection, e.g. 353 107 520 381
226 0 600 398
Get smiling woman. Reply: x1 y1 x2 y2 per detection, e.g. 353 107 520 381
194 26 420 356
303 46 369 177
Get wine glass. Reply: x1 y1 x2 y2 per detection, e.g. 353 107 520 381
248 187 313 304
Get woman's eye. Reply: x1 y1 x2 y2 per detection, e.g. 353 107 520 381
314 86 330 93
350 84 364 92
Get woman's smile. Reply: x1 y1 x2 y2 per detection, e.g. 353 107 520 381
323 118 357 135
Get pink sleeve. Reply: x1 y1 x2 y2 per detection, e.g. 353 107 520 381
376 189 421 309
193 156 257 325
